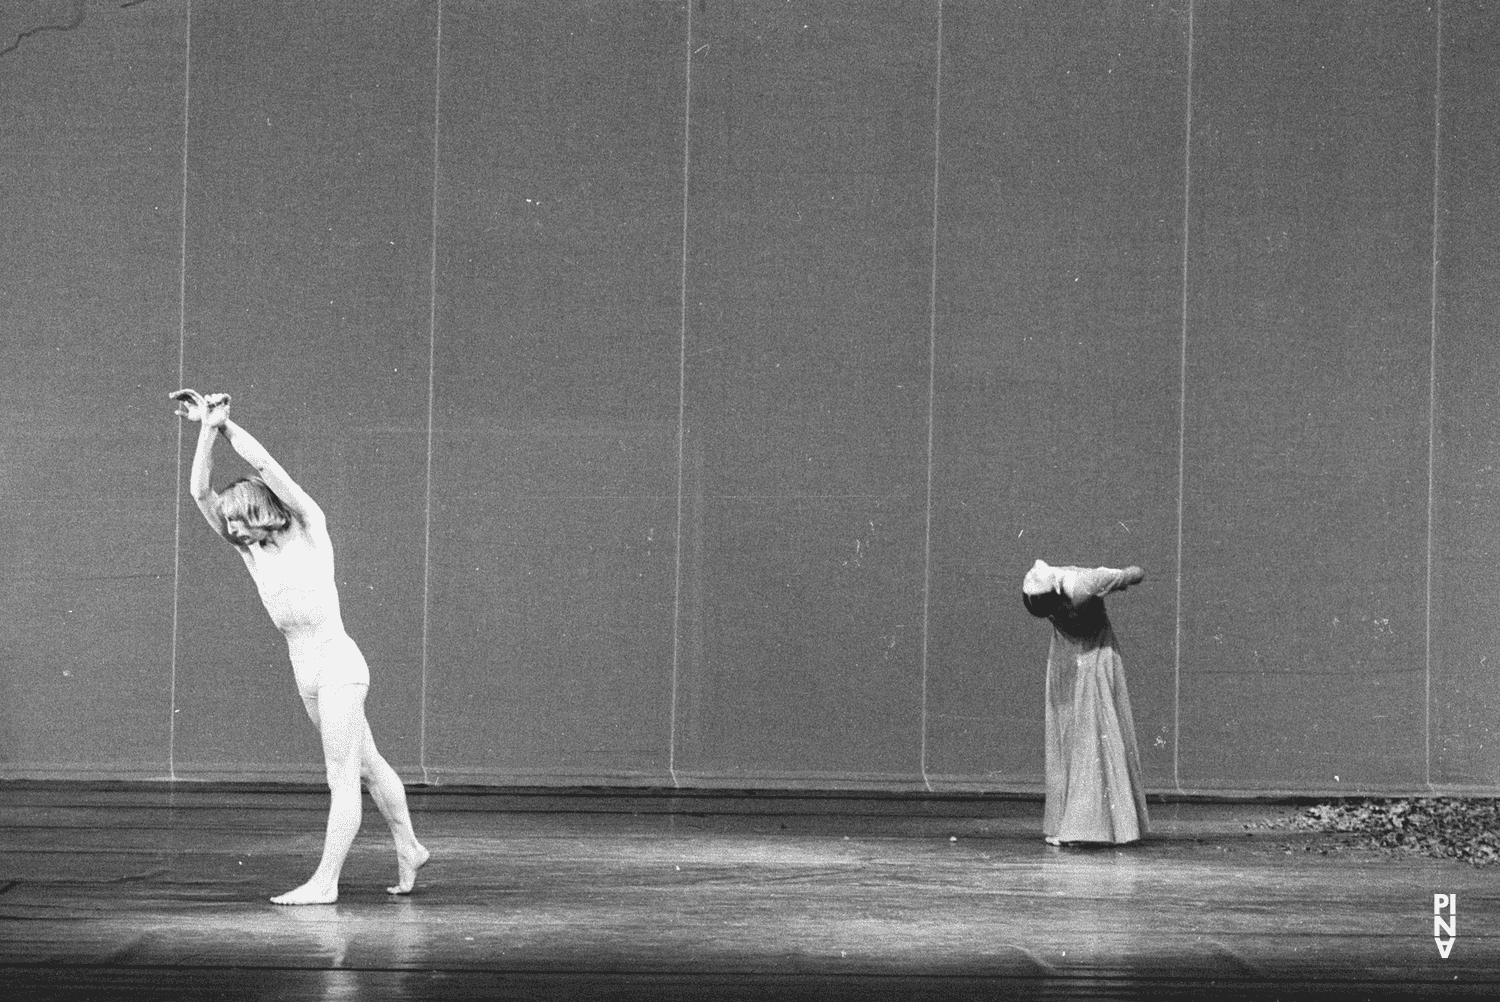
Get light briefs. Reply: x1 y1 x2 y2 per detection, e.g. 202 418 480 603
288 630 371 701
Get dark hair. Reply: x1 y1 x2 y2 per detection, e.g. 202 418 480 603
217 477 291 530
1023 589 1066 619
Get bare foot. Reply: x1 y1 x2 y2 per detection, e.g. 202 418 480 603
271 879 339 905
387 843 430 895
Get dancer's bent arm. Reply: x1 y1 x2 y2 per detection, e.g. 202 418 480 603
217 418 325 532
176 390 234 542
1062 565 1145 603
175 388 325 540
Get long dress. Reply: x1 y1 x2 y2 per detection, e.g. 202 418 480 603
1023 561 1149 845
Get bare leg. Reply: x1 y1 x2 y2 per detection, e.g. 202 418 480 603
357 721 429 894
272 684 368 905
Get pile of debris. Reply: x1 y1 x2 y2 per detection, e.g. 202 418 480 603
1294 798 1500 866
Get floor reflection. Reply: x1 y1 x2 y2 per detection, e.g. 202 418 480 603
4 789 1497 993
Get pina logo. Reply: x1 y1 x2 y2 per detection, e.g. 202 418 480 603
1434 893 1457 958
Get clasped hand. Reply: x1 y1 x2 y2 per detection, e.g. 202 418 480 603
170 388 231 427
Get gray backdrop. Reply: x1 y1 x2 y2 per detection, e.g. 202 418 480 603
2 0 1496 795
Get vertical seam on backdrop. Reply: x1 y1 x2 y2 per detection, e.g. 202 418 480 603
668 0 695 791
1425 1 1443 790
918 0 943 795
418 1 443 787
1173 0 1194 795
167 0 193 783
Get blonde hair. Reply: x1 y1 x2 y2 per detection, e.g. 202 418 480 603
218 477 290 530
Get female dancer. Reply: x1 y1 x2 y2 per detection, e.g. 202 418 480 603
172 389 428 903
1022 559 1149 846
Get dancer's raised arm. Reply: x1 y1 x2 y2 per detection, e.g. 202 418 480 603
217 416 324 530
172 389 233 541
172 389 324 539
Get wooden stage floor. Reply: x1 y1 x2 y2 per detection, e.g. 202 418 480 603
1 784 1495 1000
